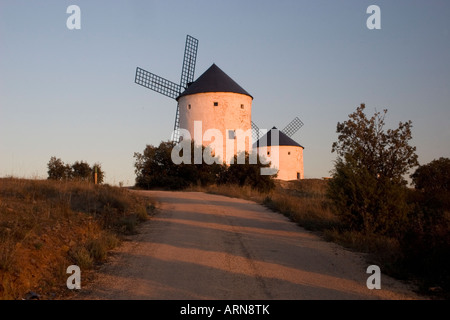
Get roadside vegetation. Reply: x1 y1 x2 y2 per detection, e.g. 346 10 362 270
134 141 275 192
47 157 105 184
0 178 155 300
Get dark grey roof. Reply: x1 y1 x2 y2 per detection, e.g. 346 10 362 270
177 63 253 100
254 127 304 148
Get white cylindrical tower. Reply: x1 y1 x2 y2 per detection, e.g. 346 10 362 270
254 127 305 181
177 64 253 163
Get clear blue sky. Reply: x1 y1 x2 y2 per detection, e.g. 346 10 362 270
1 0 449 185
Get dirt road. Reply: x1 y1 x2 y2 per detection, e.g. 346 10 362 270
76 190 422 300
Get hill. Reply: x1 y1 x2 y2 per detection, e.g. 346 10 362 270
0 178 155 300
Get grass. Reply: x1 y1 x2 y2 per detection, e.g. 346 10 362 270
0 177 156 300
195 179 339 231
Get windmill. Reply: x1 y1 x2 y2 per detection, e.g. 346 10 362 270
134 35 199 142
251 116 304 143
252 117 305 180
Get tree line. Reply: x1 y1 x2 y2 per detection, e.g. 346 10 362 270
47 156 104 184
133 141 276 193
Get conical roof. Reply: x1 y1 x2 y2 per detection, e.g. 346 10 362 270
254 127 304 148
176 63 253 100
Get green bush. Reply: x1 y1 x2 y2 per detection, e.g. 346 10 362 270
328 104 418 237
328 157 410 236
47 157 104 184
218 151 275 193
72 161 92 181
47 157 71 181
411 157 450 213
134 141 276 192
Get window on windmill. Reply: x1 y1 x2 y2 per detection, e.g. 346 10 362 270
288 151 291 155
187 104 191 110
297 172 300 180
228 130 236 139
267 151 270 156
214 102 219 106
240 104 244 109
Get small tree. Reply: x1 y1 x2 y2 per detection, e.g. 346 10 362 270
328 104 419 236
134 141 223 190
218 151 275 193
401 157 450 294
412 157 450 193
134 141 179 189
72 161 92 182
47 157 105 184
411 157 450 213
134 141 275 191
47 157 71 181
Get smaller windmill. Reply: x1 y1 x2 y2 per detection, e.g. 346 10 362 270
251 116 304 143
134 35 199 142
252 117 305 181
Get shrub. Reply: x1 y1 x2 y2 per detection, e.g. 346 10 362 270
328 104 418 237
328 157 410 236
69 246 94 270
411 157 450 212
134 140 224 190
47 157 105 184
218 151 275 193
47 157 71 181
134 141 276 192
72 161 92 181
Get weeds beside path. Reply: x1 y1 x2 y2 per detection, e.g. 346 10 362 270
0 178 155 300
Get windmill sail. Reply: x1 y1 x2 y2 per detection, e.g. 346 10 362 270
134 35 199 143
180 35 199 90
281 117 304 138
135 67 180 100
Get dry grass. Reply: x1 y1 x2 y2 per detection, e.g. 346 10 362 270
196 179 340 232
0 177 155 300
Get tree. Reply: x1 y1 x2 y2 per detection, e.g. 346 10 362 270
331 104 418 185
411 157 450 193
71 161 92 181
411 157 450 212
47 157 105 184
401 157 450 294
134 140 223 190
328 104 419 236
134 141 275 192
218 151 275 193
47 157 71 181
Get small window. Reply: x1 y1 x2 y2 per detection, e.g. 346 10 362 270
228 130 236 139
240 104 244 109
267 151 270 156
214 102 218 106
187 104 191 110
288 151 291 155
297 172 300 180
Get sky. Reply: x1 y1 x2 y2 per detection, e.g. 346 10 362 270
1 0 449 186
